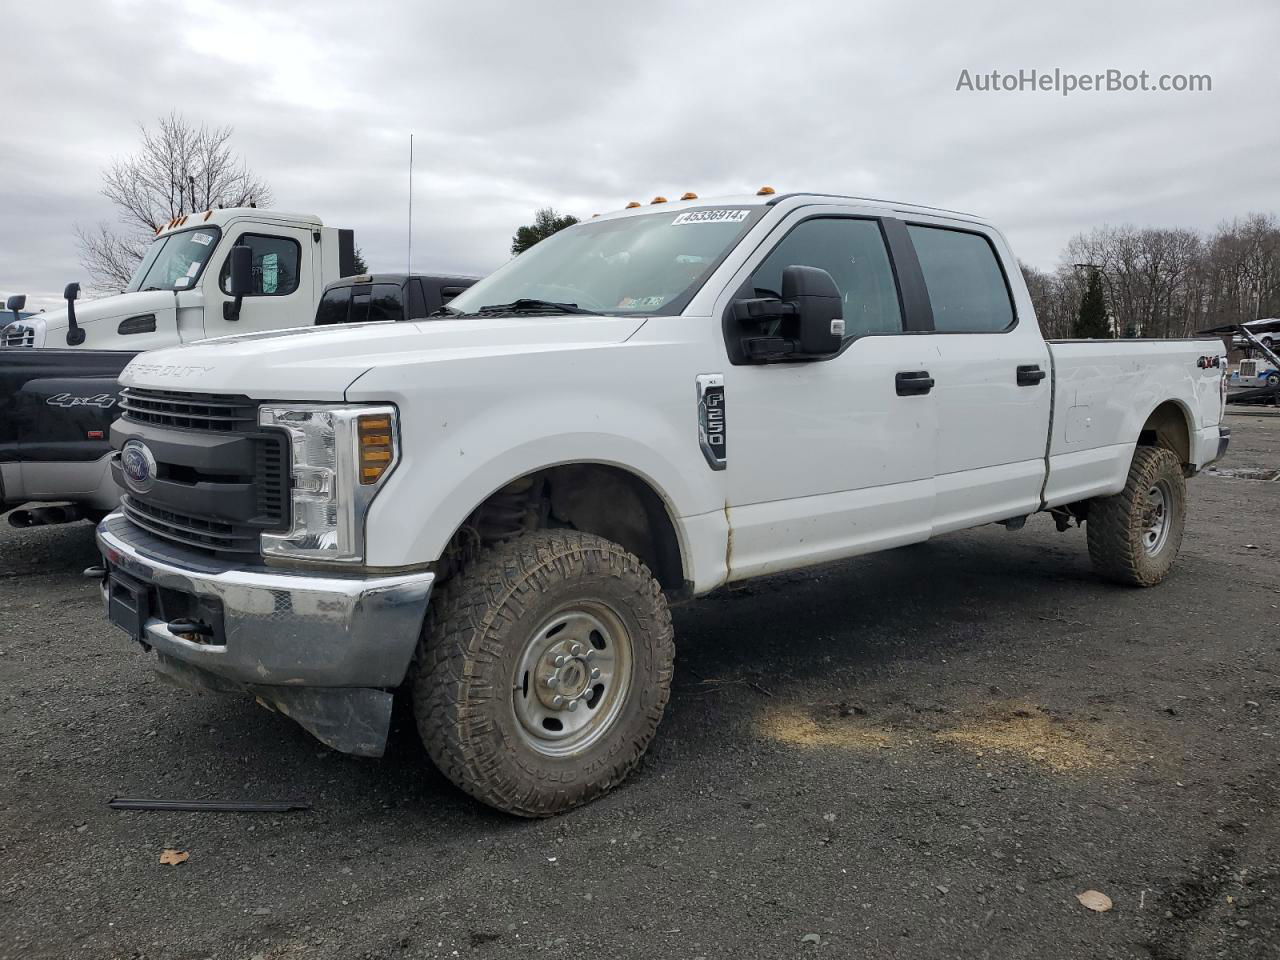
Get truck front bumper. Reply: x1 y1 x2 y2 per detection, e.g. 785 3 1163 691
95 512 435 757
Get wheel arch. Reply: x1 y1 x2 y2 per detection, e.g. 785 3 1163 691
1137 399 1194 470
374 451 693 595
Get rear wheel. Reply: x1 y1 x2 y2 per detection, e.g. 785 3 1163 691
1086 446 1186 587
413 530 674 816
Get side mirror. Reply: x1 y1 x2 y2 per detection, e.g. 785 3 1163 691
63 282 85 346
6 294 25 314
781 265 843 355
227 245 254 297
731 265 844 361
224 245 253 321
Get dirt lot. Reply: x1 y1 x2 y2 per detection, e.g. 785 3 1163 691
2 415 1278 960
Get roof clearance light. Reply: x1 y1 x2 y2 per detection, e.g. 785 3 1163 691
651 196 668 204
203 210 213 221
625 201 642 209
681 192 698 200
757 186 776 196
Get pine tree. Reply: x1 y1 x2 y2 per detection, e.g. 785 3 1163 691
1073 269 1111 338
511 208 579 255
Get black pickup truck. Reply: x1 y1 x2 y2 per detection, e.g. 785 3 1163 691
0 273 476 526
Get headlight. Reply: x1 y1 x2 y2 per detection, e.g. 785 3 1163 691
258 403 399 564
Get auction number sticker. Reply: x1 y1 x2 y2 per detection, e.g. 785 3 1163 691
190 232 214 246
671 209 750 225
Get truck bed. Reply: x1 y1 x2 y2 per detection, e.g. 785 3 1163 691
1043 337 1225 507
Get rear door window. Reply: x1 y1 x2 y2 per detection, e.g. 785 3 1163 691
367 283 404 322
907 226 1015 333
315 286 352 325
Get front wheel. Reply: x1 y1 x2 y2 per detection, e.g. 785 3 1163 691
1086 446 1186 587
413 530 674 816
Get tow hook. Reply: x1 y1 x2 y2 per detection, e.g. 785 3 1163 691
166 618 214 642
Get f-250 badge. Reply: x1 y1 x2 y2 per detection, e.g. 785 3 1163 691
46 392 117 409
696 374 726 471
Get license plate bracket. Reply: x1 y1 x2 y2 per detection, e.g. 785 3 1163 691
108 572 151 646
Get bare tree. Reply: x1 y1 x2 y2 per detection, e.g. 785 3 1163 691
77 112 273 292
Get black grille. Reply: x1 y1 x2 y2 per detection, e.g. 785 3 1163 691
255 436 287 520
120 388 258 432
120 496 263 555
115 389 291 558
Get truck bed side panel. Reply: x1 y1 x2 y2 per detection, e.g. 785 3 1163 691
1043 339 1223 507
0 349 135 464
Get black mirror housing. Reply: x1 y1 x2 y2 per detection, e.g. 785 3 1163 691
781 265 843 355
63 282 80 302
227 245 254 297
6 294 26 313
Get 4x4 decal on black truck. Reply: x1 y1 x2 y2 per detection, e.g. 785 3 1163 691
46 392 117 409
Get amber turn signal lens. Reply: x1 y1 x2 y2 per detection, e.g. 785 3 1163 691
357 414 395 485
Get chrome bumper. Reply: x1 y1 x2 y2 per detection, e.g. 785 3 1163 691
95 512 434 756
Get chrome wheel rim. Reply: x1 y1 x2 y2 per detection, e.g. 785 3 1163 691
1142 480 1172 556
512 603 633 757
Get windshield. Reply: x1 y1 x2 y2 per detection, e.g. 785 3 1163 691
126 227 222 293
447 207 763 317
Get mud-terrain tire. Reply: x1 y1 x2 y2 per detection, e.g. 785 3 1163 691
413 530 674 817
1086 446 1186 587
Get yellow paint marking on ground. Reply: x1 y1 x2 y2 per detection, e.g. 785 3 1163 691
933 703 1101 772
759 701 1112 772
760 708 895 750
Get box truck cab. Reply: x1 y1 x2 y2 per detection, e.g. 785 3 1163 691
1 208 356 351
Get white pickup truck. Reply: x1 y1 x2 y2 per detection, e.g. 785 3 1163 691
95 191 1230 817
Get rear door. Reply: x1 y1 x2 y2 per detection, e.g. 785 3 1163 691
904 221 1051 532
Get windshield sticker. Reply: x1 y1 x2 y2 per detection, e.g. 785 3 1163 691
671 209 750 226
190 232 214 246
185 260 201 277
616 295 665 309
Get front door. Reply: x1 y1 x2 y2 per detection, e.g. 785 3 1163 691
718 211 937 580
200 227 314 339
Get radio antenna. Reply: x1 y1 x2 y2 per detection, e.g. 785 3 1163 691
407 133 414 275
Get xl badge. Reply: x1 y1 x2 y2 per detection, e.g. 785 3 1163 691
120 439 157 494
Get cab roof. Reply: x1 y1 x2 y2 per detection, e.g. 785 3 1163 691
595 191 987 226
153 207 324 237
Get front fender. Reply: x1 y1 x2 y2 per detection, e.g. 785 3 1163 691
361 392 724 575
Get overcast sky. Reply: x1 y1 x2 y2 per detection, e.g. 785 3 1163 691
3 0 1278 311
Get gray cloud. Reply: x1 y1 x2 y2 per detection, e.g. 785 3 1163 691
4 0 1279 311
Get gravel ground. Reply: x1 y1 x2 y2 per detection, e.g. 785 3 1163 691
2 415 1278 960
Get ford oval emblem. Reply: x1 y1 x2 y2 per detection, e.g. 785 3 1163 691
120 439 157 494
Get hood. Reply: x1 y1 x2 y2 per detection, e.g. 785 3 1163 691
119 314 648 400
28 290 176 346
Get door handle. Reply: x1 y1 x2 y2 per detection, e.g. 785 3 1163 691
895 370 934 396
1017 364 1046 386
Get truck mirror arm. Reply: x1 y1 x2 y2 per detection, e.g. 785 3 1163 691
63 282 84 346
